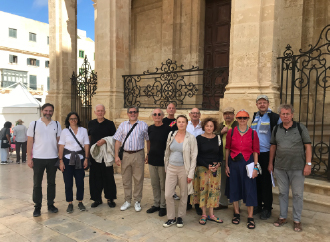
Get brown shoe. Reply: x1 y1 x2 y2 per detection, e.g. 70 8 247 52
293 222 302 232
273 218 287 227
214 204 228 210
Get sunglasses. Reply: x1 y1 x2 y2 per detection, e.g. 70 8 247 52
152 113 162 116
128 111 138 114
236 117 249 120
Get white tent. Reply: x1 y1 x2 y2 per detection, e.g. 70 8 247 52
0 82 41 128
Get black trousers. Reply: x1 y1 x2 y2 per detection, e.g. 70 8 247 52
256 152 273 211
62 157 85 202
33 158 58 207
15 141 27 162
89 158 117 202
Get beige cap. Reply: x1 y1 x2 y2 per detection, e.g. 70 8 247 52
223 107 235 113
256 95 269 102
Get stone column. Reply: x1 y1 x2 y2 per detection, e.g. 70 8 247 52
92 0 130 120
47 0 77 125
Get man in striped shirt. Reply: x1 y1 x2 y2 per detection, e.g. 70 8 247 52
114 106 149 212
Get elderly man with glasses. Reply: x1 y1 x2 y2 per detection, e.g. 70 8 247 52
114 106 149 212
145 108 172 217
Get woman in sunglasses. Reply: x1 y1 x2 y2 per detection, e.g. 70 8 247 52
225 110 260 229
163 115 197 228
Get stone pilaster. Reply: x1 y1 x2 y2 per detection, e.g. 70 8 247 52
47 0 77 125
92 0 130 121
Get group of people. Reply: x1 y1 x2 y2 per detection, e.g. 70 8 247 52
3 94 311 232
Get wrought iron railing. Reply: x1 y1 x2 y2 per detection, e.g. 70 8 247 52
71 56 97 128
278 25 330 180
122 59 228 110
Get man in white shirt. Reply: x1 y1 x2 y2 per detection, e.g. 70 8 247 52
27 103 62 217
13 119 27 164
186 107 204 214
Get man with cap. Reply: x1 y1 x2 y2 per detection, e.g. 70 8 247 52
251 95 281 219
215 107 238 210
13 119 27 164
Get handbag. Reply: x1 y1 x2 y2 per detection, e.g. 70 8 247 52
68 128 91 170
118 122 138 160
1 129 10 149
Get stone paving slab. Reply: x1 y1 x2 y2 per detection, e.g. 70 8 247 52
0 162 329 241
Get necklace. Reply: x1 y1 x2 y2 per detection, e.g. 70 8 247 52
237 125 249 134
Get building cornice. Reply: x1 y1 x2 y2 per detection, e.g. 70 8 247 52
0 46 49 58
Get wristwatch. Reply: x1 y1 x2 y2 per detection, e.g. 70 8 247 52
306 162 312 166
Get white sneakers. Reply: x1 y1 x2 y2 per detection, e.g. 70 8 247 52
120 201 142 212
134 201 142 212
120 201 131 211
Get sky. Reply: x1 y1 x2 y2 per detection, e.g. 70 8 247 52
0 0 95 40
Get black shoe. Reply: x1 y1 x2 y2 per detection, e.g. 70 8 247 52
187 204 192 210
66 204 73 214
195 206 202 215
177 217 184 228
260 209 271 220
107 200 116 208
16 161 20 164
78 202 86 211
159 208 167 217
48 204 58 213
163 218 176 228
146 206 160 214
33 207 41 217
91 201 103 208
253 206 262 215
22 160 26 163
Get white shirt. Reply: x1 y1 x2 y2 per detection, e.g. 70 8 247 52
58 127 90 159
27 118 61 159
186 120 204 137
13 125 28 142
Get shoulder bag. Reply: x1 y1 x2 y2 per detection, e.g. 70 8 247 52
118 122 138 160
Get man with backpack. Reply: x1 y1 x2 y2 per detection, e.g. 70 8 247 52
27 103 62 217
268 104 312 232
251 95 281 220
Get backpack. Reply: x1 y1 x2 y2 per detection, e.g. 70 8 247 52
33 121 58 142
273 122 303 141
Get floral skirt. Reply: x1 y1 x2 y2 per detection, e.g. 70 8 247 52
190 165 221 208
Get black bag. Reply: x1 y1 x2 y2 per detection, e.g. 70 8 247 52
68 128 91 170
118 123 138 160
1 128 10 149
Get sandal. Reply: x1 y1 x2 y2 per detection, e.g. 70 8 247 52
293 222 302 232
199 215 207 225
273 218 287 227
232 213 240 225
207 215 223 223
247 218 255 229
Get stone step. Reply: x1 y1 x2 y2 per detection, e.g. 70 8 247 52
304 178 330 195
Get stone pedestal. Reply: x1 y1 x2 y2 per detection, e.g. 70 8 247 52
47 0 77 125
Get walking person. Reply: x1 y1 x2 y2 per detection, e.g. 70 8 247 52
191 117 224 225
0 122 12 165
269 104 312 232
13 119 28 164
251 95 281 219
88 104 117 208
146 108 171 217
114 106 149 212
58 112 90 213
225 110 260 229
163 115 197 228
27 103 62 217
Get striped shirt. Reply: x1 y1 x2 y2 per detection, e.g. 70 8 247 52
113 120 149 151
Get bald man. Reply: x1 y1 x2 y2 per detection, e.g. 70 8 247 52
162 103 178 131
88 104 117 208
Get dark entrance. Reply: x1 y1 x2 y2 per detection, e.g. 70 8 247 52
203 0 231 109
71 56 97 128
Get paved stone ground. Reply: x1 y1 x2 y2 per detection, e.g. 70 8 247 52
0 160 329 241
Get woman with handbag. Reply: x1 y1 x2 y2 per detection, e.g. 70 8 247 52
58 112 90 213
0 122 12 165
225 109 260 229
163 115 197 228
191 117 224 225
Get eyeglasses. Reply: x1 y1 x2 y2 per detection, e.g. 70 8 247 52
236 117 248 120
190 112 200 115
128 111 138 114
152 113 162 116
69 118 78 121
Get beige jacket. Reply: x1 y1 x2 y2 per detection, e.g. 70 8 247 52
164 131 198 195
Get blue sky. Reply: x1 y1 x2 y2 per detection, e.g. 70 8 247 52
0 0 95 40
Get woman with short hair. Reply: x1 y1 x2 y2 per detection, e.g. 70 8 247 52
58 112 90 213
0 121 12 165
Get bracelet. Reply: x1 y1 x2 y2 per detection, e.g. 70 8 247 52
254 168 259 171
